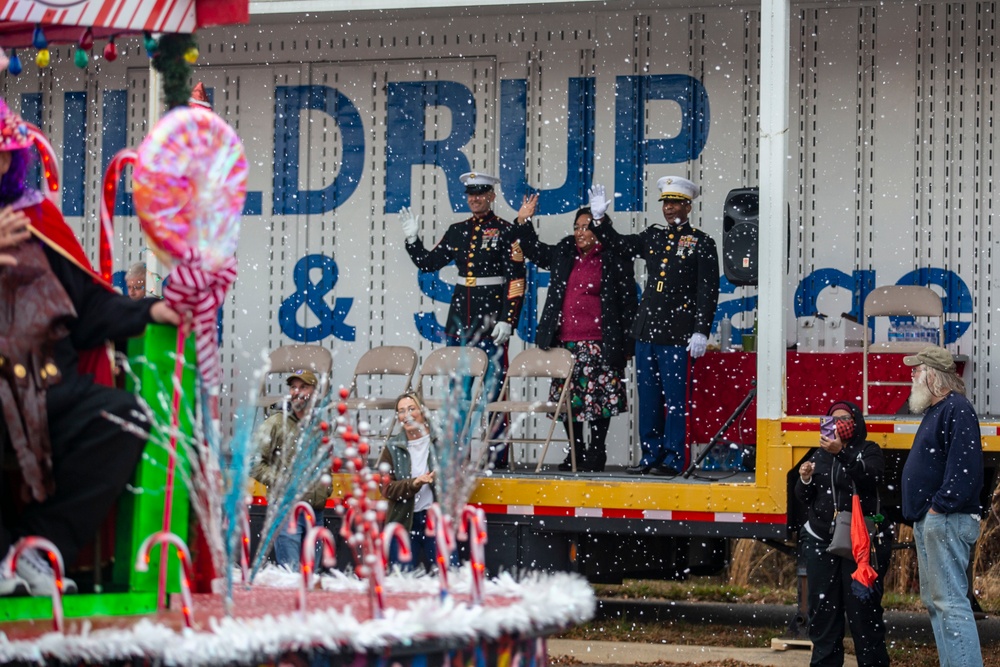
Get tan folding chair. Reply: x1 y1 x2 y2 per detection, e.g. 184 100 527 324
862 285 944 415
480 347 576 472
403 347 489 439
343 345 419 434
258 344 333 414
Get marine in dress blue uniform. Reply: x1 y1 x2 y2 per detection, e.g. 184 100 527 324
400 172 531 467
589 177 720 475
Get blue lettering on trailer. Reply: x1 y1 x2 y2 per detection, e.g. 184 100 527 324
499 78 596 215
385 81 478 213
273 85 365 215
614 74 711 212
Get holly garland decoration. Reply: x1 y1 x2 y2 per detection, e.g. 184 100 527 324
2 25 199 76
151 33 200 109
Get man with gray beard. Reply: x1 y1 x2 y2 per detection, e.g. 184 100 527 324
901 346 983 667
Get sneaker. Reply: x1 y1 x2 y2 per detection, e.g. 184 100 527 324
0 550 29 597
15 546 78 596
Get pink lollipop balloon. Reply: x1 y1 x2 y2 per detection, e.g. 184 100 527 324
133 106 247 271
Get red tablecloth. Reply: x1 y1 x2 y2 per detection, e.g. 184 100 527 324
688 352 923 444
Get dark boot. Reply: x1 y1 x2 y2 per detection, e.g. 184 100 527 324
582 418 610 472
558 420 585 471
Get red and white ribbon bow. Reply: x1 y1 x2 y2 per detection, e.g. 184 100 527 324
162 250 237 388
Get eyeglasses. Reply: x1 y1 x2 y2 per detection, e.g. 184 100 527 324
831 415 853 423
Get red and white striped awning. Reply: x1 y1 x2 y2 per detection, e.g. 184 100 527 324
0 0 248 47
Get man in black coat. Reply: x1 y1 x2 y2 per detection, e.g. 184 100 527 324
399 172 533 467
590 177 720 476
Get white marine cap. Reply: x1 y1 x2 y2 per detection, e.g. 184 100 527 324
657 175 700 202
460 171 501 194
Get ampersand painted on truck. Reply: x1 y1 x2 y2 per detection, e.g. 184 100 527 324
278 254 356 342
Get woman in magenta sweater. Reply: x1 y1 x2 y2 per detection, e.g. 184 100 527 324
515 207 637 471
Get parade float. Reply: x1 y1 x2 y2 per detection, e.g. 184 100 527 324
0 3 594 664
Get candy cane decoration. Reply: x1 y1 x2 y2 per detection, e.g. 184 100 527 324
366 530 387 617
459 505 488 605
291 501 317 535
425 504 456 600
381 521 412 567
240 502 252 583
298 526 336 613
338 505 363 571
136 531 195 629
362 521 412 617
156 314 190 609
99 148 137 284
25 124 59 199
7 537 65 633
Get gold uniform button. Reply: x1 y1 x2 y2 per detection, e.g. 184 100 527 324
14 364 26 379
660 271 665 277
469 253 475 258
669 234 675 240
666 246 672 252
45 363 58 376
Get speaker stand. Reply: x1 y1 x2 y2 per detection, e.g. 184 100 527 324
683 380 756 479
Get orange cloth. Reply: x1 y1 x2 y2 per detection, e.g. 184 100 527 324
850 493 878 592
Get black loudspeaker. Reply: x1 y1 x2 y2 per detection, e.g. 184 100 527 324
722 187 759 286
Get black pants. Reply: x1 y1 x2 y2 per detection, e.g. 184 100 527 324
1 380 147 565
562 418 611 469
801 529 891 667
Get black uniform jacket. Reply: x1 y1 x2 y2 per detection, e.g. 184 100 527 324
516 224 637 370
405 211 525 340
591 219 719 346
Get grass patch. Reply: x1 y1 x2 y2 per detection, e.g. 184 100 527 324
591 577 952 612
556 618 783 649
881 591 926 612
593 579 796 606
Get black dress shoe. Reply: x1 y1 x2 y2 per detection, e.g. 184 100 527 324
650 465 680 477
626 464 653 475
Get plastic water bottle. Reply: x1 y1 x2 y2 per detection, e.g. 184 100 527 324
720 316 732 352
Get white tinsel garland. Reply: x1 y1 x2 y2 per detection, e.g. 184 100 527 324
0 569 594 666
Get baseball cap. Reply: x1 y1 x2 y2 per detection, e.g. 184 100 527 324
286 370 318 386
903 346 956 373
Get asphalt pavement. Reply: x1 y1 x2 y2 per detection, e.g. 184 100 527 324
546 599 1000 665
549 639 834 667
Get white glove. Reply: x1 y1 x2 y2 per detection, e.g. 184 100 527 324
400 207 419 243
686 333 708 359
491 321 512 345
588 184 609 221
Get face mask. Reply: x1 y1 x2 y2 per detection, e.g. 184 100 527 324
835 419 855 442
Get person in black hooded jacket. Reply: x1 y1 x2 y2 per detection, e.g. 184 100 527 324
515 207 637 472
795 400 891 667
